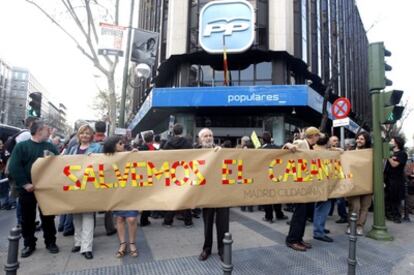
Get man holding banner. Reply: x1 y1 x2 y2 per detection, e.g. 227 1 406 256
8 120 60 258
197 128 230 262
283 127 320 252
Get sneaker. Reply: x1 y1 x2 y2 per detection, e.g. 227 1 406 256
46 243 59 254
185 222 194 228
346 227 351 235
356 226 363 236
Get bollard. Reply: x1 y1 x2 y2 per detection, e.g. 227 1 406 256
4 227 21 275
222 232 233 275
348 213 358 275
403 182 411 222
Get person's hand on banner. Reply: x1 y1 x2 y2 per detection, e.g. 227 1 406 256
283 143 297 153
24 183 34 192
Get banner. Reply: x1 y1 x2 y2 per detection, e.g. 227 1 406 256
32 148 373 215
97 23 125 56
131 29 159 66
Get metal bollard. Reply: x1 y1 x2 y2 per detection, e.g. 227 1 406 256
348 213 358 275
4 227 21 275
403 182 411 222
222 232 233 275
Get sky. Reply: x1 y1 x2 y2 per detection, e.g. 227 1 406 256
0 0 412 145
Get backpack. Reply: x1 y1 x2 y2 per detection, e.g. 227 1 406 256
4 129 28 155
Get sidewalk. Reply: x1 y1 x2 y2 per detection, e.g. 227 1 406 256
1 208 414 274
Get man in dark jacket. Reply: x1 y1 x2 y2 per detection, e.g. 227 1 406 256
261 132 288 223
8 120 60 258
162 123 194 228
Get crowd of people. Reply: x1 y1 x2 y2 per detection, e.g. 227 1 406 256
0 117 412 261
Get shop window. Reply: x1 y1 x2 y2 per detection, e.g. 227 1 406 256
256 62 271 80
240 65 254 81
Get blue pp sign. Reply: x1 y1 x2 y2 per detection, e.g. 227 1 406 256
199 0 255 54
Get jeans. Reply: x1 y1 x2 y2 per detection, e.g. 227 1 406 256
58 214 74 232
336 198 348 219
0 178 10 208
313 200 332 238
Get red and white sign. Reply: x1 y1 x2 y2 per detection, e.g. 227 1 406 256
332 97 351 119
98 23 126 57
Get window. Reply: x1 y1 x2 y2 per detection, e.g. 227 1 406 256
256 62 271 80
301 0 308 63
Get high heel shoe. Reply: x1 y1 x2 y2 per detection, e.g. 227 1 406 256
116 242 127 258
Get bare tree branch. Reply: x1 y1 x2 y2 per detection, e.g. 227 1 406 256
62 0 108 74
25 0 98 64
85 0 99 44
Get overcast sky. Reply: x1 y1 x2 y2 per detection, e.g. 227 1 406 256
0 0 412 145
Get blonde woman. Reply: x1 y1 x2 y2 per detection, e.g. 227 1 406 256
68 124 101 260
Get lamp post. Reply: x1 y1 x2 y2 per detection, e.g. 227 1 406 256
119 0 136 128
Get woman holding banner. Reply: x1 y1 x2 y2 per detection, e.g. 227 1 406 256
346 132 372 236
68 124 102 260
103 136 139 258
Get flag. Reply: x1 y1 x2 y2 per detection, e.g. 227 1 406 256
251 131 261 149
223 37 229 86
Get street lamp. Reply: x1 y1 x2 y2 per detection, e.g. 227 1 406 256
135 63 151 79
128 63 151 89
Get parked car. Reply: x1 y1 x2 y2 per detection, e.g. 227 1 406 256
0 124 22 143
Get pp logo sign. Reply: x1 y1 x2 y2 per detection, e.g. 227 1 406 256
199 0 255 54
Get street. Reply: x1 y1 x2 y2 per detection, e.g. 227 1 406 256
1 208 414 274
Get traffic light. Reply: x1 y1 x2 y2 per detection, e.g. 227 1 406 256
368 42 392 91
28 92 42 117
379 90 404 124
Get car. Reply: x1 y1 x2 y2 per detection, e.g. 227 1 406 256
0 124 22 143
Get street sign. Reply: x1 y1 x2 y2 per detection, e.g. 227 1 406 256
332 97 351 119
333 117 350 127
98 23 126 57
115 127 127 135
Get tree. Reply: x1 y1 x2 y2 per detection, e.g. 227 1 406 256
25 0 122 133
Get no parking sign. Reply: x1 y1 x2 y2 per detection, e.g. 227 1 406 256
332 97 351 119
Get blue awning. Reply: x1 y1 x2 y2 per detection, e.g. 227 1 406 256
128 85 361 134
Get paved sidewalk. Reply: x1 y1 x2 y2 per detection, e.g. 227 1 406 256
1 208 414 274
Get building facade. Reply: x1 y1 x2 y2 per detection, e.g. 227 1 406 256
0 58 13 124
1 65 69 134
129 0 370 146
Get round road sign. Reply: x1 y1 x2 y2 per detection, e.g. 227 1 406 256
332 97 351 119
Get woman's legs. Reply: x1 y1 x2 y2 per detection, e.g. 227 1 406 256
127 217 138 256
115 217 127 257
